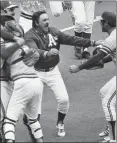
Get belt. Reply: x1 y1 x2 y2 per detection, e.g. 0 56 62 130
36 67 55 72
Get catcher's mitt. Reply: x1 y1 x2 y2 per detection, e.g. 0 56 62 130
4 20 24 37
22 46 40 67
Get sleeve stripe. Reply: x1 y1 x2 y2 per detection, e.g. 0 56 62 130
102 45 112 53
100 49 109 55
101 47 111 54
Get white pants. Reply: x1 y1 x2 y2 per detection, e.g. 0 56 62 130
19 16 32 33
100 76 116 121
3 78 43 141
71 1 95 33
6 78 43 121
49 1 95 33
1 81 13 119
36 66 69 114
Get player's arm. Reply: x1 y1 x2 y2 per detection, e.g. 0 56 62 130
78 50 106 70
100 54 112 64
69 50 107 73
1 25 19 42
1 38 25 59
69 44 112 73
57 29 98 47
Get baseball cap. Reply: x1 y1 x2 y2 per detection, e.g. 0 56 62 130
101 11 116 27
0 1 18 10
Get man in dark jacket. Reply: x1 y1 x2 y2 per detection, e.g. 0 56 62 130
24 10 100 137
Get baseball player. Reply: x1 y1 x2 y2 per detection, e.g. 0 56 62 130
69 11 116 143
0 1 21 141
23 9 101 137
49 1 95 59
19 0 46 33
1 2 44 142
1 21 44 143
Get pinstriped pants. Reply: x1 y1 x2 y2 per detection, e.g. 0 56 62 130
100 76 116 121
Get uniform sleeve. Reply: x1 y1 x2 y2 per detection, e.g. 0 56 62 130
24 32 46 57
79 50 106 70
99 34 116 55
57 30 92 47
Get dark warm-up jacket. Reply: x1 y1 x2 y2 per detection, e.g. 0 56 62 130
24 27 92 70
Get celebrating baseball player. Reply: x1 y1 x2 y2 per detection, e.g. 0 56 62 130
49 1 95 59
23 9 101 137
1 1 44 142
69 11 116 143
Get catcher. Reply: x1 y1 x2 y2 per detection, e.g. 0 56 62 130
1 1 44 142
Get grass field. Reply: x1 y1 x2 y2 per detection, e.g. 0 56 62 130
11 1 116 142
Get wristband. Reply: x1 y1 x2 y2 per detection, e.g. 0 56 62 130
21 45 29 56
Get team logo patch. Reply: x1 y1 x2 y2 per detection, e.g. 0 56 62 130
48 34 58 47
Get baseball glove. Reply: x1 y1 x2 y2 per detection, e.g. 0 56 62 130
22 47 40 67
4 20 24 37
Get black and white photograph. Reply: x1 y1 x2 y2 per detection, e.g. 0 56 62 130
0 0 116 142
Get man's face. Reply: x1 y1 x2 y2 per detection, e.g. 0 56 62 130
38 13 49 33
100 19 108 32
5 7 16 17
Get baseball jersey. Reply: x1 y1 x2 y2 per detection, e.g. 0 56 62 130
6 47 38 81
99 29 116 66
24 27 92 70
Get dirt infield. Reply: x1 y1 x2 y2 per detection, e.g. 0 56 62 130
11 1 116 142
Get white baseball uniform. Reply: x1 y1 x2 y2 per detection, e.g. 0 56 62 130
99 28 116 121
71 1 95 34
3 47 43 141
36 66 69 114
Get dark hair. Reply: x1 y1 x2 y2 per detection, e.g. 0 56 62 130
32 10 46 28
102 11 116 27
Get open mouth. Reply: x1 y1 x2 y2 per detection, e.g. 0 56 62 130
45 23 49 28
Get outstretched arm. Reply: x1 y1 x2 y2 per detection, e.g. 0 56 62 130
56 29 102 47
69 50 107 73
101 54 112 64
